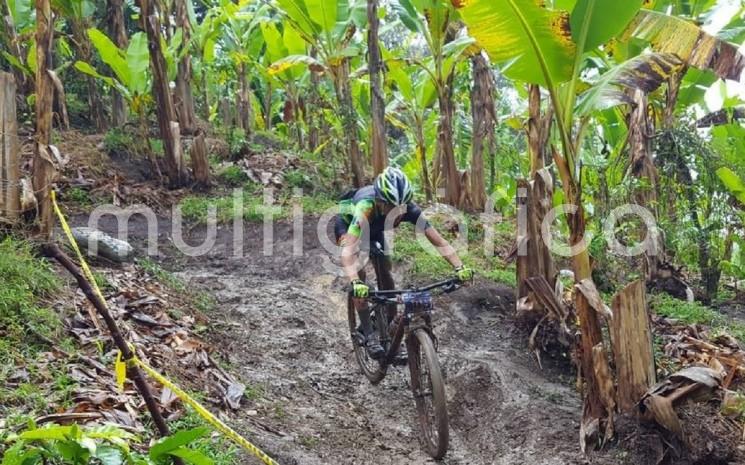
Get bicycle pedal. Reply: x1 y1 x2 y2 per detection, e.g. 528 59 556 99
392 353 409 366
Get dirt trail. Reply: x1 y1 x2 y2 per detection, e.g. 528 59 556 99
95 215 599 465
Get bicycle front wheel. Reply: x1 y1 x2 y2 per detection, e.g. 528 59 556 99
347 294 386 385
407 329 449 459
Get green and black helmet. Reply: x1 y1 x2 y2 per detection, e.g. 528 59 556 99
374 167 413 206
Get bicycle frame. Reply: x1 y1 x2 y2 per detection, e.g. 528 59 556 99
368 278 459 367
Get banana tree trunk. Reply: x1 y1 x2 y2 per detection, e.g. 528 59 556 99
414 116 432 202
73 20 106 132
527 85 553 176
334 60 364 187
201 68 210 121
306 48 320 152
107 0 128 126
174 0 208 187
0 72 20 221
264 81 272 131
33 0 56 238
367 0 387 176
138 0 186 187
627 89 660 279
469 53 494 212
238 63 253 138
437 82 459 206
552 146 613 443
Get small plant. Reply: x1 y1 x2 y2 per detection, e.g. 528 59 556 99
217 165 249 186
138 258 186 292
103 127 136 155
285 169 313 189
226 128 248 158
0 423 216 465
65 187 91 205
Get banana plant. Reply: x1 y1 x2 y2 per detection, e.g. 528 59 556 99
392 0 475 205
270 0 368 186
455 0 745 447
217 0 269 136
74 29 159 170
261 19 308 146
53 0 107 130
386 55 438 201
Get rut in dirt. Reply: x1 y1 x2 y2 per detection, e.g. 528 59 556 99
115 215 596 465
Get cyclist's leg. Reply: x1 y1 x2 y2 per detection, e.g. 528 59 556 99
336 216 381 356
371 234 396 321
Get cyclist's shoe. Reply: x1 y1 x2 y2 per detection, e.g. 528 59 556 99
393 344 408 366
365 332 385 360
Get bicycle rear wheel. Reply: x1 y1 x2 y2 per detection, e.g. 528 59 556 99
347 294 387 385
407 329 449 459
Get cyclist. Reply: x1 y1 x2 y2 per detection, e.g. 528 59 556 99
334 167 473 359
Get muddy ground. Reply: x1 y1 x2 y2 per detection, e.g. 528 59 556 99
85 214 640 465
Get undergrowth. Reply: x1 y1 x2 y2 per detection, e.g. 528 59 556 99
178 192 336 224
0 237 80 425
392 217 516 287
650 293 745 343
0 238 61 364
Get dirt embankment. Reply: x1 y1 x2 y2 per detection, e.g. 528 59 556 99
90 213 633 465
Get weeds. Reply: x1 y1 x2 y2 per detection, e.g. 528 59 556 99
650 293 745 344
65 187 91 205
138 257 186 292
103 127 135 154
0 238 61 364
166 410 240 464
218 165 249 186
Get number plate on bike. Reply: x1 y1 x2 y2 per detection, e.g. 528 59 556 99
402 291 433 315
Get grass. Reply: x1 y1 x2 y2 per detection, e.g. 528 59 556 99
217 165 250 186
0 237 82 425
103 127 135 154
64 186 91 205
138 257 187 292
391 218 517 287
650 293 745 343
179 192 337 224
0 238 61 364
137 258 217 317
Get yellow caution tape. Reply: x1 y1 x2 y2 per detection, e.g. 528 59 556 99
130 356 280 465
51 191 280 465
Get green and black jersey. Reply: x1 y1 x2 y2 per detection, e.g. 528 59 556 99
335 186 431 244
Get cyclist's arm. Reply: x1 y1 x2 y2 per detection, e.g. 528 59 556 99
404 203 463 269
340 200 374 282
424 227 464 269
340 233 362 282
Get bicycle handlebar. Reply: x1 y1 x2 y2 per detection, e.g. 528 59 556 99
367 277 462 303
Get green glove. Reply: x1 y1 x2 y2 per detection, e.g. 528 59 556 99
352 279 370 298
455 266 474 282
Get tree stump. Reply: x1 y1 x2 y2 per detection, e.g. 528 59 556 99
611 280 656 413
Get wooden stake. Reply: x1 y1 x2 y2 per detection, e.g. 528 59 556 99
0 72 20 221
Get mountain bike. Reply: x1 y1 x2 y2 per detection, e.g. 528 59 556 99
347 271 462 459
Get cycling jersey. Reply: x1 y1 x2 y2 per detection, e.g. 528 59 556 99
335 186 431 245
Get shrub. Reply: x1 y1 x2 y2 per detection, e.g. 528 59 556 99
103 127 135 155
218 165 249 186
